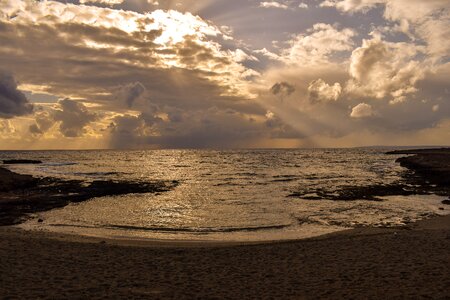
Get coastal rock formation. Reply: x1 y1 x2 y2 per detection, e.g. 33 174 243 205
289 148 450 201
0 168 38 192
288 183 423 201
387 148 450 186
0 167 178 226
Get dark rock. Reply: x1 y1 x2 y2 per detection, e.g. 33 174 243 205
0 167 179 226
0 168 38 192
386 148 450 155
37 218 44 223
3 159 42 164
290 148 450 202
441 200 450 205
288 183 419 201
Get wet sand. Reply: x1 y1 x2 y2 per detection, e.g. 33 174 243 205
1 216 450 299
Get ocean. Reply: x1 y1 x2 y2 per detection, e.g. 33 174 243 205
1 148 447 241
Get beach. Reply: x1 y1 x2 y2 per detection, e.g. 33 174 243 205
1 216 449 299
2 0 449 297
1 149 450 299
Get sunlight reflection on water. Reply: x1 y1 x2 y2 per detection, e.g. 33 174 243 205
3 149 449 241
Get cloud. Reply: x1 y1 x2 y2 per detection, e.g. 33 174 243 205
320 0 381 12
320 0 450 60
1 0 449 149
0 1 256 100
230 49 258 63
270 82 295 97
254 48 282 61
281 23 356 65
259 1 308 10
308 79 341 102
254 23 355 65
299 3 308 9
350 103 374 118
320 0 448 17
108 112 165 148
107 107 279 149
0 70 33 119
53 99 97 138
29 110 54 135
0 0 271 148
265 110 275 119
432 104 440 112
259 1 289 10
79 0 124 5
114 82 147 108
0 119 15 134
346 37 424 102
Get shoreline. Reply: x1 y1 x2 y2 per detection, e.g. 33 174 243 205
7 213 450 248
1 214 449 298
1 149 450 298
1 147 449 244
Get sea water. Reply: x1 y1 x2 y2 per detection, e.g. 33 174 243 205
1 149 447 241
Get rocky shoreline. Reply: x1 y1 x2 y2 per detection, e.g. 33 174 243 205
1 148 449 226
0 166 178 226
290 148 450 202
387 148 450 187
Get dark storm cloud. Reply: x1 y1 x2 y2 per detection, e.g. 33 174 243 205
270 82 295 97
29 99 100 138
54 99 98 137
108 113 162 148
29 98 98 138
0 70 33 118
115 82 147 108
107 107 283 149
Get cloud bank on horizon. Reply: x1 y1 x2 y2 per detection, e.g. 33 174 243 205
0 0 449 149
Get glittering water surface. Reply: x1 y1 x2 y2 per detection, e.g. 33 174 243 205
1 149 448 241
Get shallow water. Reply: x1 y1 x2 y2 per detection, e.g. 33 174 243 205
1 149 448 241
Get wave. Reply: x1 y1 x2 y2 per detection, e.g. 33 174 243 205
42 162 77 167
213 182 244 187
49 223 291 233
271 174 301 182
72 171 125 177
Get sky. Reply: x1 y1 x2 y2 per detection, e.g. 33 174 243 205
0 0 449 149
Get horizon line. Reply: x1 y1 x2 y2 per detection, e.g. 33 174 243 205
0 145 449 152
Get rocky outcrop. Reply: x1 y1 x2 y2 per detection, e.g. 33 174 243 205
387 149 450 186
0 167 178 226
0 168 38 192
289 148 450 201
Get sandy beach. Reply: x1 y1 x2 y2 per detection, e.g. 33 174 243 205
1 150 450 299
1 215 449 299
